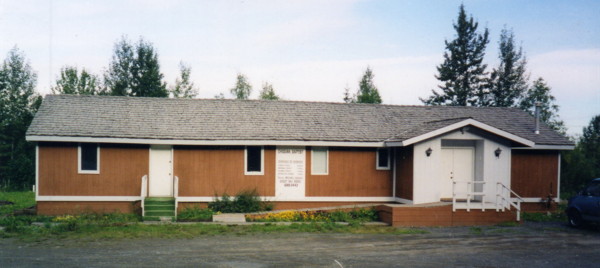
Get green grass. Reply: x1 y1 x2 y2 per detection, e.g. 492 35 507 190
522 211 566 222
177 207 214 222
0 191 35 215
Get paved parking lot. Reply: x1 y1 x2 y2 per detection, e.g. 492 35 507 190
1 222 599 267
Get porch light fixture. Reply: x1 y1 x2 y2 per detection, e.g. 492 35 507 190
494 147 502 158
425 147 432 157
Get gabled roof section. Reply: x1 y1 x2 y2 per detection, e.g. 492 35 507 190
386 118 535 147
26 95 574 147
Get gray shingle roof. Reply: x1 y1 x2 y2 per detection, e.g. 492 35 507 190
26 95 573 146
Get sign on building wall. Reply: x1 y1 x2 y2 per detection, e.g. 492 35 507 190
276 147 306 199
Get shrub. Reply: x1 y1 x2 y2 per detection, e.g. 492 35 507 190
208 189 272 213
178 207 214 222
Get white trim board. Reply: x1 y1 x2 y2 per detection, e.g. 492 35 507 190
26 135 384 147
385 119 535 147
512 145 574 150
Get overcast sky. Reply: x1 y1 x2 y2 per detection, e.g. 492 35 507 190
1 0 598 136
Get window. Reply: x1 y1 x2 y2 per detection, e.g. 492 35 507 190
311 147 328 175
245 146 264 175
376 148 390 170
78 143 99 174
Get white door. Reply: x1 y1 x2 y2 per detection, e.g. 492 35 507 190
441 147 474 199
149 145 173 197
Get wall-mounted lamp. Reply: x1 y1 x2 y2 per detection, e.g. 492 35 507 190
494 147 502 158
425 147 433 157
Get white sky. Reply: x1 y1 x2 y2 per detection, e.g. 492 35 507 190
1 0 598 136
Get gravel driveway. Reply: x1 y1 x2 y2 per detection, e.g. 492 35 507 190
1 222 598 267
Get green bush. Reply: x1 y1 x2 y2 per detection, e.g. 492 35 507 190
209 189 272 213
178 207 214 222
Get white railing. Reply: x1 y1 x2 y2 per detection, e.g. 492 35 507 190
452 180 486 212
140 175 148 216
173 176 179 219
496 182 523 221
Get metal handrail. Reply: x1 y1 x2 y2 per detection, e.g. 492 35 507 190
140 175 148 216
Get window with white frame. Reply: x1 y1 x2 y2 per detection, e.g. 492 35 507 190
376 148 390 170
311 147 328 175
79 143 99 174
245 146 264 175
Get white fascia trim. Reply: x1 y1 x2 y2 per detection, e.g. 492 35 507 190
388 119 535 147
26 135 384 147
177 196 397 202
512 145 575 150
513 197 560 203
37 196 142 202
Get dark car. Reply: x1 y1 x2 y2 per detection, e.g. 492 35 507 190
566 178 600 227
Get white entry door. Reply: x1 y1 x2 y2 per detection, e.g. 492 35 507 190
441 147 474 199
149 145 173 197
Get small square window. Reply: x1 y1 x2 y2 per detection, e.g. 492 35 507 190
311 147 328 175
79 143 99 174
376 148 390 170
245 146 264 175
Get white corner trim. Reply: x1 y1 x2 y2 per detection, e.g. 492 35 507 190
77 144 100 174
35 145 39 198
244 146 264 175
26 135 385 147
36 196 142 202
311 147 329 175
393 119 535 147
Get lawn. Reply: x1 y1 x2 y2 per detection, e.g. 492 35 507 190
0 191 35 215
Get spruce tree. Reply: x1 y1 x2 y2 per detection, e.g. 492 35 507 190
519 77 566 134
104 37 168 97
421 4 489 106
356 67 382 104
489 27 528 107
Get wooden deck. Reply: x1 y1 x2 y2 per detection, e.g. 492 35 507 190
378 202 518 227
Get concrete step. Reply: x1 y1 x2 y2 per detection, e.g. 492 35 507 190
143 216 174 222
145 210 175 217
145 204 175 211
212 213 246 223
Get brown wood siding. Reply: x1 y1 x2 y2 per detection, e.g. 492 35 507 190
38 143 148 196
395 147 413 200
306 147 392 197
173 146 275 197
511 150 559 198
37 201 138 215
378 204 517 227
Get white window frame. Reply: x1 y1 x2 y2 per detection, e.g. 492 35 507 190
244 146 264 175
311 147 329 175
376 148 390 170
78 143 100 174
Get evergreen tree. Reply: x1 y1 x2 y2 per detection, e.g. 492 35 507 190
52 66 101 95
259 82 279 100
104 37 168 97
342 85 354 103
488 27 528 107
170 62 198 98
421 4 489 106
561 115 600 194
0 47 41 190
519 77 566 134
356 67 382 104
230 73 252 100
